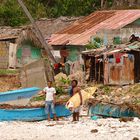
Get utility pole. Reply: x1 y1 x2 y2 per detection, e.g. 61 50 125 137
17 0 56 81
17 0 56 64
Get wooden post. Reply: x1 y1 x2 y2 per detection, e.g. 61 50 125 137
98 61 101 83
95 57 96 82
17 0 56 81
17 0 56 64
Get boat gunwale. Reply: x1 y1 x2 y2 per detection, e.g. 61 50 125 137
0 87 41 96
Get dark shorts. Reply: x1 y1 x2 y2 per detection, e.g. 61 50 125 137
73 107 80 113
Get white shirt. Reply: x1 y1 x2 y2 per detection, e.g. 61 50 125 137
43 87 56 101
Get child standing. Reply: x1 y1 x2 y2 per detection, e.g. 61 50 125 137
41 81 57 121
69 80 81 121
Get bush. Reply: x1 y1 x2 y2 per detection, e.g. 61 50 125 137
86 37 103 49
0 0 46 26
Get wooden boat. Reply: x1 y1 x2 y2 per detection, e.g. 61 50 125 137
89 103 140 119
0 104 71 121
0 87 40 106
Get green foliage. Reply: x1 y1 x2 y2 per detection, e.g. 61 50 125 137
60 77 71 85
25 0 46 19
86 37 103 49
94 37 103 43
43 0 99 17
0 0 26 26
0 69 18 75
31 95 45 101
100 85 112 95
55 87 65 95
0 0 100 26
0 0 46 26
86 42 99 49
133 98 140 104
0 0 140 26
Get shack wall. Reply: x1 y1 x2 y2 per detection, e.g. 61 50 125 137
130 51 140 83
0 41 9 69
104 53 134 85
20 59 47 88
16 41 41 67
96 27 140 45
65 46 84 75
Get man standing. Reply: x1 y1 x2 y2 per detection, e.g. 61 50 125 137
69 80 81 121
41 81 57 121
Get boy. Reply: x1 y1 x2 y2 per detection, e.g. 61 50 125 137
69 80 81 121
41 81 57 121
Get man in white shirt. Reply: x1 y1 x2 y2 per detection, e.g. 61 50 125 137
41 81 57 121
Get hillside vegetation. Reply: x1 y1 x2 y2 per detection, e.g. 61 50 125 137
0 0 140 26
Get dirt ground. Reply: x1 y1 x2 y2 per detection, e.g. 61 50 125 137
0 117 139 140
0 75 21 92
0 76 140 140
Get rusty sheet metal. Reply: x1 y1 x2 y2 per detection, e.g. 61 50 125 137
108 57 134 85
0 35 18 40
0 27 23 40
49 10 140 46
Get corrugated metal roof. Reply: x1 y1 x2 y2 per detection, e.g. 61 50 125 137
0 27 23 40
36 17 80 39
48 10 140 46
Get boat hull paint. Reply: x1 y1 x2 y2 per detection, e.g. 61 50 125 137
89 103 139 118
0 87 40 105
0 105 71 121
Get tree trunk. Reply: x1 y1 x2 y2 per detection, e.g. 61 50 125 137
101 0 104 8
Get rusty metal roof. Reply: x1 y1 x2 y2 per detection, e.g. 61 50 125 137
0 27 23 40
48 10 140 46
0 17 79 41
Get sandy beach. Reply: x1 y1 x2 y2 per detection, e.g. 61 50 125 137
0 117 140 140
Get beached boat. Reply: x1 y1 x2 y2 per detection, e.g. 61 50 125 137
0 104 71 121
89 103 140 120
0 87 40 106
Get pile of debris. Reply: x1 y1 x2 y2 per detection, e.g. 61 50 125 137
89 84 140 115
54 71 85 87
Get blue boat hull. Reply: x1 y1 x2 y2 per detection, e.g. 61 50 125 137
89 103 139 119
0 87 40 105
0 104 71 121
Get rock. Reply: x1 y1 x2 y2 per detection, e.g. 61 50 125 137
54 73 68 87
119 117 134 122
133 137 139 140
90 129 98 133
56 122 65 125
133 117 139 122
29 101 44 106
59 95 69 99
122 85 130 91
46 124 55 127
116 88 122 93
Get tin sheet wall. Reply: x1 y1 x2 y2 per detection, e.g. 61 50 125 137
104 54 134 85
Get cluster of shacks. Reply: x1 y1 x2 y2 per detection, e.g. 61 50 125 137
48 10 140 86
0 17 78 69
82 42 140 85
0 10 140 87
0 17 78 88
